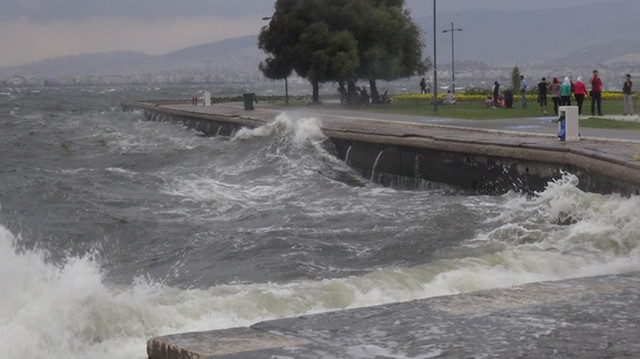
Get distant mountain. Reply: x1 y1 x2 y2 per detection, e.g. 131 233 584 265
0 35 263 79
162 36 258 63
554 38 640 65
0 51 155 77
155 35 264 75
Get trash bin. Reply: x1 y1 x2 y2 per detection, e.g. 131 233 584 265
504 89 513 108
243 93 255 110
558 106 579 141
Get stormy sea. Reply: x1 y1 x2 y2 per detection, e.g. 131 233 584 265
1 86 638 358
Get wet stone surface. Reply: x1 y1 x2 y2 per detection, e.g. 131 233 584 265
149 272 640 358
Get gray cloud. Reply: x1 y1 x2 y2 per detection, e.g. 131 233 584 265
0 0 614 23
0 0 274 22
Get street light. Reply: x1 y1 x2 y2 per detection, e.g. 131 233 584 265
432 0 437 113
442 22 462 94
261 16 289 105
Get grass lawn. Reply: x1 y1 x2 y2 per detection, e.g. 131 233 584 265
348 99 640 130
262 94 640 131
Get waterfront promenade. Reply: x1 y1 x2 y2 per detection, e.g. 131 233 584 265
127 100 640 195
124 101 640 358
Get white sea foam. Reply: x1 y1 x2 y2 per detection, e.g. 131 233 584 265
159 112 347 216
233 113 327 146
1 174 638 359
0 225 286 359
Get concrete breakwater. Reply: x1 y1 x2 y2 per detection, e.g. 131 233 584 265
145 272 640 359
121 101 640 196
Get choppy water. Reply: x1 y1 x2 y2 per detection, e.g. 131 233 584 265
1 86 639 359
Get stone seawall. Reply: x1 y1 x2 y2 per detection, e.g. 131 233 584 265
122 101 640 195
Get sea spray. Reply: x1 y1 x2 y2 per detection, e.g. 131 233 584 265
233 113 326 146
2 171 640 359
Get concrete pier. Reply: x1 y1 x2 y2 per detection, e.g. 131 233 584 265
122 100 640 195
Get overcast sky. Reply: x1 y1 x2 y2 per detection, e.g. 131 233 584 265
0 0 613 68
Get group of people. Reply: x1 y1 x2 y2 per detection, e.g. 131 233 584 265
535 70 604 116
535 70 634 117
490 70 634 117
338 85 392 105
419 77 431 94
489 81 513 108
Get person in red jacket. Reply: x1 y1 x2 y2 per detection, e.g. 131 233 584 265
573 76 588 115
590 69 603 116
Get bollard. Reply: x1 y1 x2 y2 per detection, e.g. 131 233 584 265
558 106 579 141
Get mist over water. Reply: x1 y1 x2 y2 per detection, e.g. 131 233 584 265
1 86 638 359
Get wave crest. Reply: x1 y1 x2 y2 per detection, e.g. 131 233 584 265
233 113 326 147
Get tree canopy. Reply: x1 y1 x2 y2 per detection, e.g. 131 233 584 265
258 0 426 103
511 65 521 93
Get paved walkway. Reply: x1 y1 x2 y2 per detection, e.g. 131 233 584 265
261 103 640 141
166 102 640 140
163 101 640 161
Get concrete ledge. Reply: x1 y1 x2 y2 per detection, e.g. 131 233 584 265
121 101 640 195
147 328 308 359
147 272 640 358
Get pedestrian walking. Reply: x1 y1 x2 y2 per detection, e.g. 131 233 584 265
623 74 633 115
549 77 561 115
560 77 572 106
520 75 527 108
590 69 603 116
419 77 427 94
537 77 548 115
573 76 588 115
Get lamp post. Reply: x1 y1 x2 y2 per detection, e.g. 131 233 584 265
432 0 437 113
442 22 462 94
261 16 289 105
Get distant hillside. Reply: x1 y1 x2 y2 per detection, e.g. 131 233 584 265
156 35 263 75
162 36 258 63
0 35 262 78
0 51 155 77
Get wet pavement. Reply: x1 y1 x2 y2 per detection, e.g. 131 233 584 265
148 272 640 358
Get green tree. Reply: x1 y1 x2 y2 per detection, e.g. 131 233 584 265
258 0 425 104
356 1 426 102
298 22 360 102
511 65 521 94
259 0 359 103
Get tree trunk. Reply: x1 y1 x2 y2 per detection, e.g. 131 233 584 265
347 81 358 106
338 81 347 105
369 79 380 104
312 79 319 103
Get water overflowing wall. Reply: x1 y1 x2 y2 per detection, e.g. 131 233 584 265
122 102 640 196
328 139 638 195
